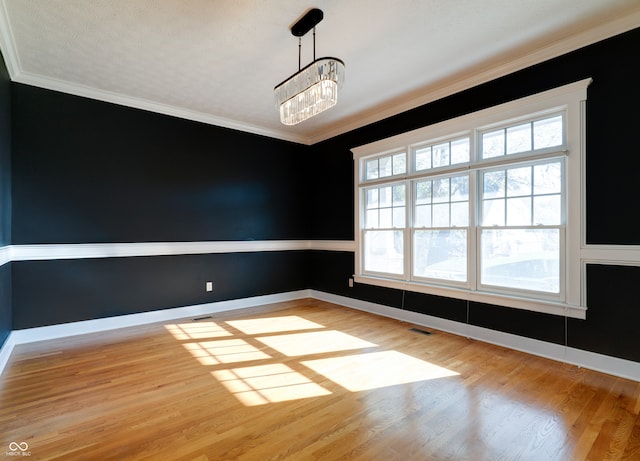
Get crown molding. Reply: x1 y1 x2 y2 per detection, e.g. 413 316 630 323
0 0 19 77
13 70 312 145
308 10 640 145
1 5 638 146
0 3 311 144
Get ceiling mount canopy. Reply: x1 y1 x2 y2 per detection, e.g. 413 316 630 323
274 8 345 126
290 7 324 37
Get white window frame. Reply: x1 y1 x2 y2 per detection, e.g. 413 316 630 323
476 157 566 300
361 179 407 279
352 79 591 319
411 171 471 288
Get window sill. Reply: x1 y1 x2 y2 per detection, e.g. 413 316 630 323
353 275 586 319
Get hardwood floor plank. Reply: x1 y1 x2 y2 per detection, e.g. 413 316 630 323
1 298 638 460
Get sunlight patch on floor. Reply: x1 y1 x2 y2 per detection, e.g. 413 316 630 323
165 313 459 406
211 364 332 406
165 322 233 340
255 330 377 357
183 339 271 365
226 316 324 335
302 350 459 391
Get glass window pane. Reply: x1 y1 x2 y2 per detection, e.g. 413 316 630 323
364 230 404 275
483 129 504 158
415 205 431 228
379 186 392 208
506 123 532 154
432 143 450 167
451 138 470 164
366 189 378 209
432 178 450 203
483 198 505 226
393 153 406 175
393 185 405 206
379 156 392 178
507 166 532 197
534 162 562 195
451 202 468 227
414 229 467 282
481 229 560 293
379 208 392 228
393 207 405 228
534 115 563 149
415 147 431 171
506 197 532 226
483 171 505 198
366 159 378 180
533 195 561 225
451 176 469 201
365 209 378 229
432 203 450 227
416 180 432 205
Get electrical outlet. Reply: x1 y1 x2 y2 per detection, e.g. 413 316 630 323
348 278 354 288
206 281 213 292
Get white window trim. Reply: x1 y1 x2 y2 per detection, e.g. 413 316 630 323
352 79 592 320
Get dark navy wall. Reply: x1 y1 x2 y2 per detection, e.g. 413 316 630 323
308 27 640 362
12 251 309 329
11 85 309 244
0 50 11 347
570 264 640 362
0 264 10 346
310 28 640 243
9 83 311 328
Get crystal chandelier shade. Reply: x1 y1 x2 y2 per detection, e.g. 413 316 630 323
275 58 345 125
274 8 345 126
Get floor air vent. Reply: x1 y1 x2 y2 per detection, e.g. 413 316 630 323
192 315 213 321
409 327 432 336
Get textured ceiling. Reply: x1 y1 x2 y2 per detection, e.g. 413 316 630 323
1 0 639 144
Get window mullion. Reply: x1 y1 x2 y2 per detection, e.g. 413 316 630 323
469 170 478 291
406 179 412 282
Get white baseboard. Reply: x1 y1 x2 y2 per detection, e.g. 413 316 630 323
0 331 15 375
0 290 311 375
2 289 639 382
10 290 312 344
310 290 640 382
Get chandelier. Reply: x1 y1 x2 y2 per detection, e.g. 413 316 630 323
274 8 345 125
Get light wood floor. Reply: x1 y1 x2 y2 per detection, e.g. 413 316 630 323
1 299 639 460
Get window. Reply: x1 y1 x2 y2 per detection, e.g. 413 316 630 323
363 182 405 275
365 151 406 180
352 79 591 318
413 173 469 283
479 159 563 294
